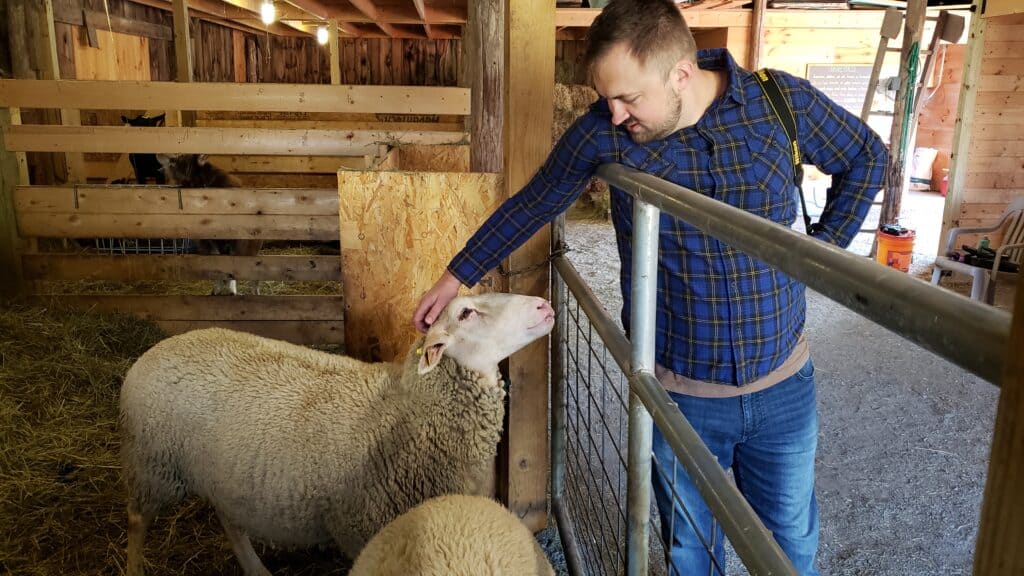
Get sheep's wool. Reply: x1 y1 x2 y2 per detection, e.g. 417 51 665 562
350 494 555 576
120 327 505 558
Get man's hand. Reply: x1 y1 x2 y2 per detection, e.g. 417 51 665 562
413 270 463 333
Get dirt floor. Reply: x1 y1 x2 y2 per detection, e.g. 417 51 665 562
557 183 1010 575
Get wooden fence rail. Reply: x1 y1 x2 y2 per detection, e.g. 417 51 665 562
22 254 342 282
3 126 467 156
0 80 471 115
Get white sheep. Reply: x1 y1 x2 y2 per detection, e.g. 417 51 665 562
349 494 556 576
120 292 555 576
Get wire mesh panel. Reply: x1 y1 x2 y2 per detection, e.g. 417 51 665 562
93 238 195 255
557 275 693 576
559 287 629 575
553 268 736 576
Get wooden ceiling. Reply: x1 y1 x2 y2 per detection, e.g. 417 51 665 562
143 0 754 40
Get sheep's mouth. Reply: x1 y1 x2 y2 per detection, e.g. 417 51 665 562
529 313 555 330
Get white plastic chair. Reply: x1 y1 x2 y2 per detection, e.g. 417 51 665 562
930 196 1024 304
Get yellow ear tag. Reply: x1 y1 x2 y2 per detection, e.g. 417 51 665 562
416 347 424 356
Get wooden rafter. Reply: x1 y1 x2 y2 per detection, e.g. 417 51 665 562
281 0 334 20
347 0 399 36
411 0 435 39
128 0 308 36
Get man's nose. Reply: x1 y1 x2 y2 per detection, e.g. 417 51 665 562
609 101 629 125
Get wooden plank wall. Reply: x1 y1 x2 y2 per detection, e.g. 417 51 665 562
959 13 1024 229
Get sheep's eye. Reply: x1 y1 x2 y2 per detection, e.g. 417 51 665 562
458 308 475 321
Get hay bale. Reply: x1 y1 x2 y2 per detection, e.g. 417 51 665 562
0 298 348 574
552 83 610 219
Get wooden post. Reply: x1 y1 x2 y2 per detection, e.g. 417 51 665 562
880 0 927 228
467 0 503 174
939 1 986 254
172 0 196 126
40 0 85 183
0 109 24 293
329 20 341 85
748 0 767 70
973 279 1024 575
502 0 554 532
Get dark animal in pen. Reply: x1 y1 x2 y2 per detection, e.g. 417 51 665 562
158 153 264 296
121 114 167 184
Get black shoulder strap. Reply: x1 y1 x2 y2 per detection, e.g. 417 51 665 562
753 68 813 234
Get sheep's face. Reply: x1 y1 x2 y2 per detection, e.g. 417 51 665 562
418 293 555 378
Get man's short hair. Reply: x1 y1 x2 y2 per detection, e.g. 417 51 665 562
583 0 698 81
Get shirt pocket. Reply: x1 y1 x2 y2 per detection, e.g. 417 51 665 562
745 120 799 224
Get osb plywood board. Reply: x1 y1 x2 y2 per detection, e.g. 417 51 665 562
397 144 471 173
73 30 151 81
339 171 506 362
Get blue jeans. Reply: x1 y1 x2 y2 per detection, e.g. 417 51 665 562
651 359 820 576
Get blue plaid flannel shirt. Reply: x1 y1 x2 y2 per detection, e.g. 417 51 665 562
448 48 888 386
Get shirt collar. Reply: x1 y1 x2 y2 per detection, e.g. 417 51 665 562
696 48 747 107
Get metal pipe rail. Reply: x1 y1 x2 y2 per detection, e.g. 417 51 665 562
553 253 799 576
596 162 1011 386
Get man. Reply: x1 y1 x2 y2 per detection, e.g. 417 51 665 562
413 0 887 573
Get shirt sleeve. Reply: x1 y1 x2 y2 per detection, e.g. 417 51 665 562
447 111 609 287
783 72 889 248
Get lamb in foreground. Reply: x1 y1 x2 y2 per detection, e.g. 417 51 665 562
119 292 555 576
349 494 556 576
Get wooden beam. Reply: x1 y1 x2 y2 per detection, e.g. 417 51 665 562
232 30 247 82
748 0 766 70
329 19 342 84
467 0 503 173
157 320 345 344
939 0 987 254
172 0 196 127
556 7 752 28
202 155 370 172
52 4 174 40
15 185 339 215
503 0 554 533
411 0 434 39
57 294 344 321
0 80 472 115
3 125 468 156
17 212 338 240
39 0 86 184
128 0 305 36
0 110 23 293
279 0 334 19
974 266 1024 575
22 254 342 282
347 0 398 36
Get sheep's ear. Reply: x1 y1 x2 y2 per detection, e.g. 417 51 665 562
417 333 448 375
196 154 209 166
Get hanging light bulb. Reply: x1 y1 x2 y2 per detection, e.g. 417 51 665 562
260 0 275 25
317 24 329 45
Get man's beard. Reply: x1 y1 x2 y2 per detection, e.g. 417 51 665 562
629 87 683 144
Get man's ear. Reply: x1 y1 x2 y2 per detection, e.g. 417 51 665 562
672 59 695 90
417 330 449 375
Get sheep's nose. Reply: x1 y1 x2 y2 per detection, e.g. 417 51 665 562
537 300 553 314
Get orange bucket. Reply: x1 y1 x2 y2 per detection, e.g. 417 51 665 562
876 225 916 272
